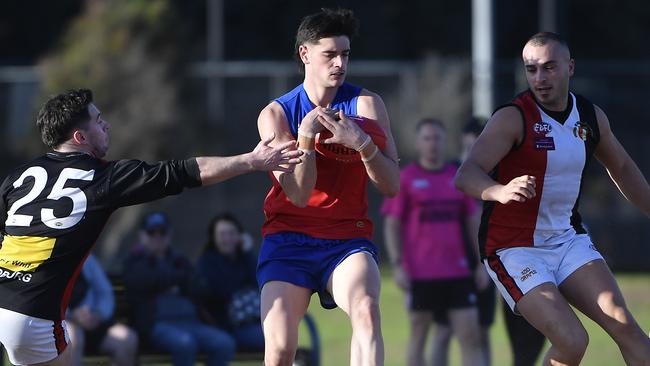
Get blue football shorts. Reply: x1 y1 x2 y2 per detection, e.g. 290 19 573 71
257 232 379 309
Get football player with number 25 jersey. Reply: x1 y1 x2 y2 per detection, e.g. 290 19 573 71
0 89 302 366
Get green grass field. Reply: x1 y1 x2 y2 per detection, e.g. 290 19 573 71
295 270 650 366
3 272 647 366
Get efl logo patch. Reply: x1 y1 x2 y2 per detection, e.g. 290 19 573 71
535 137 555 150
533 121 553 135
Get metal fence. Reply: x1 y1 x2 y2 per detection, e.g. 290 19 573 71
1 58 649 270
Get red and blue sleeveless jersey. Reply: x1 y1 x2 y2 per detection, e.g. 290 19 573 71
262 83 374 239
479 90 600 258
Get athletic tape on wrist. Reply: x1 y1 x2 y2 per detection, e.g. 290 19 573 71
361 145 380 162
355 135 372 152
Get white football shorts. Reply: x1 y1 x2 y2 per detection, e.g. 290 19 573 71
0 307 69 365
484 233 604 313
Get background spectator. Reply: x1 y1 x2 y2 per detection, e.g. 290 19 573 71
67 253 138 366
194 213 264 351
383 118 488 366
122 212 235 366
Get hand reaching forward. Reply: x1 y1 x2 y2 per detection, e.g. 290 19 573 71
250 133 303 172
496 175 536 204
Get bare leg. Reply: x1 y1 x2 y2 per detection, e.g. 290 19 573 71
328 252 384 366
99 323 139 366
516 283 588 366
430 324 451 366
64 322 84 366
448 307 486 366
502 300 546 366
261 281 312 366
479 326 492 366
407 311 432 366
559 260 650 365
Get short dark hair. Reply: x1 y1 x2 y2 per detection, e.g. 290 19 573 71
294 8 359 69
526 32 570 52
416 118 446 133
462 116 486 136
36 89 94 148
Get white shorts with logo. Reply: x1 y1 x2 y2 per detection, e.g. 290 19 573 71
0 307 69 365
483 234 604 313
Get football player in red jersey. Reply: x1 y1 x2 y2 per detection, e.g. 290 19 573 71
256 8 399 366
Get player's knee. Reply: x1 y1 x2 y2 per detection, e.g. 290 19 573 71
265 333 298 357
264 345 297 366
350 295 381 331
556 328 589 362
431 325 452 345
455 327 482 348
409 318 431 337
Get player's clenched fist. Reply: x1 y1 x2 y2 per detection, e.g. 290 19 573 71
496 175 536 204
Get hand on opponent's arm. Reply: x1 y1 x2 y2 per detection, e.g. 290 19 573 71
196 133 302 186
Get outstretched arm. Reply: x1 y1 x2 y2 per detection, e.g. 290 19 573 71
593 105 650 217
196 133 302 186
454 106 536 204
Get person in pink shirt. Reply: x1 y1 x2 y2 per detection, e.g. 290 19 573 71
383 118 489 366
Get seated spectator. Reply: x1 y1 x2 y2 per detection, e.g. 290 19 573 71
122 212 235 366
66 253 138 366
195 213 264 351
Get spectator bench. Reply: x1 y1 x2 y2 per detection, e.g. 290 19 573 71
82 276 321 366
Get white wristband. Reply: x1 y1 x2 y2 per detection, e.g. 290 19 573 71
355 135 372 152
361 145 380 162
298 148 315 157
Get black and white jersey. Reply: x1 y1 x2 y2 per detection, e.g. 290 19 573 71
0 151 201 321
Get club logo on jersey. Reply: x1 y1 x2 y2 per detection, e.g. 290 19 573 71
533 121 553 135
573 121 592 141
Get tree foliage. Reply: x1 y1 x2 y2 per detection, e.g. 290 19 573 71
38 0 189 161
